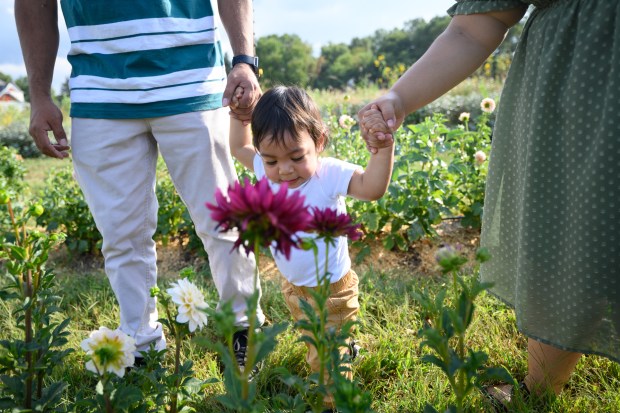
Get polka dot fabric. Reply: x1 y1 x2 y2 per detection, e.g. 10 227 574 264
449 0 620 362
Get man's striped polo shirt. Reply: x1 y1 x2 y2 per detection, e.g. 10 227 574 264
60 0 227 119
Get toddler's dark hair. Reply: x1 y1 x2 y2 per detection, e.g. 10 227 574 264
251 85 328 150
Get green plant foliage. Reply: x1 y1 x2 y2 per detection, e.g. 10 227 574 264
0 121 42 159
34 161 209 257
0 195 72 411
155 177 188 246
0 146 26 193
336 110 491 250
36 166 102 255
443 114 492 228
0 146 27 243
415 247 513 412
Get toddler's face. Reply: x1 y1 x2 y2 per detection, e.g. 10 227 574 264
258 130 322 189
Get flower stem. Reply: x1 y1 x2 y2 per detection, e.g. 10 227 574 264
241 241 261 401
23 268 33 409
102 375 113 413
170 333 181 413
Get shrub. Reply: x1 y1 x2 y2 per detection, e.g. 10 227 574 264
0 146 27 242
155 177 188 246
0 145 26 193
36 166 102 255
0 121 42 158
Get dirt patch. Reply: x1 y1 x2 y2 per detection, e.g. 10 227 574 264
352 220 481 276
48 220 481 279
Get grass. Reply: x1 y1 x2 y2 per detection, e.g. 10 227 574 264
2 256 619 412
23 156 70 194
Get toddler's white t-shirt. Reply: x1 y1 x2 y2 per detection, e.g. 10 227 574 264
253 155 361 287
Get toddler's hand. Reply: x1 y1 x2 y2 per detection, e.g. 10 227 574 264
360 105 394 152
363 107 391 136
231 86 244 109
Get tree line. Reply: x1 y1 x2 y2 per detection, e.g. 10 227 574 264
3 16 524 103
256 16 523 89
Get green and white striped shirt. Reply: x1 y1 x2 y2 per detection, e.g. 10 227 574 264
60 0 226 119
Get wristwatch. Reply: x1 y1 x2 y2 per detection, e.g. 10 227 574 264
232 55 259 75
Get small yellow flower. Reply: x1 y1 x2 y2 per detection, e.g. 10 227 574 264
484 62 492 76
81 327 136 378
480 98 496 113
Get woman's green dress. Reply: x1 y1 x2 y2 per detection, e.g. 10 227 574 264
448 0 620 362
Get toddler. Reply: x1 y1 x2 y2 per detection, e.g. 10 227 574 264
229 85 393 411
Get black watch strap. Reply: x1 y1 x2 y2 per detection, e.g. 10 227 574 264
232 55 259 74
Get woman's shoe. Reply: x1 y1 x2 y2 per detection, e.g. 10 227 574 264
482 381 530 412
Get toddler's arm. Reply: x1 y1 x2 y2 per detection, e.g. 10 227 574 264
229 86 256 171
347 108 395 201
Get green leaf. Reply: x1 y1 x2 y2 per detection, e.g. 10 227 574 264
353 242 371 264
382 234 395 250
8 245 27 261
361 211 379 232
423 403 440 413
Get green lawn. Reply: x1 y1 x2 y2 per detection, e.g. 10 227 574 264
2 254 618 412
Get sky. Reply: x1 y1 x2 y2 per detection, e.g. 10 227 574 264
0 0 455 91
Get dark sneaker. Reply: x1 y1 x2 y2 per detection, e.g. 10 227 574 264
233 328 261 379
125 356 147 374
134 356 147 367
349 340 361 360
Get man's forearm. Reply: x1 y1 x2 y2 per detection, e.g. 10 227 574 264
218 0 254 55
15 0 59 102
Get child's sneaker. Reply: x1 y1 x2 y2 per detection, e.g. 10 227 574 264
233 328 262 379
349 339 361 360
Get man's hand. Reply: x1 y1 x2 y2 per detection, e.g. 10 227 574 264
29 98 70 159
222 64 261 123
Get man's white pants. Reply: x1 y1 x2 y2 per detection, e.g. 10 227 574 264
71 109 264 352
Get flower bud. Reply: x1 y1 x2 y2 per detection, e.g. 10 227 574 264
474 150 487 164
30 204 44 217
435 245 467 272
475 247 491 263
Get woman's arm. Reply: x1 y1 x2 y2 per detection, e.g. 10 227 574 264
359 6 528 143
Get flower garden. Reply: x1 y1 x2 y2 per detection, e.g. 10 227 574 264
1 88 619 412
